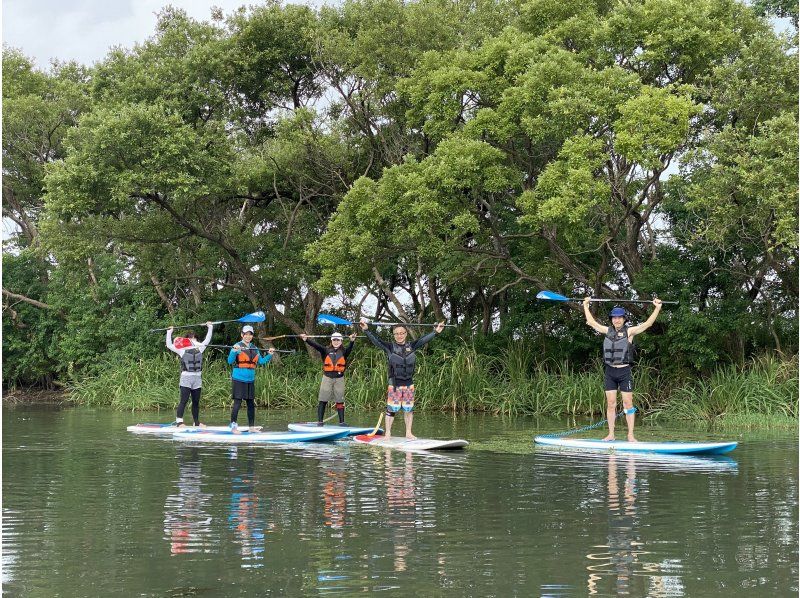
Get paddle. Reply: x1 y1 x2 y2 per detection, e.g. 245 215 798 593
261 334 365 341
367 412 385 437
318 314 456 327
207 344 296 354
536 291 679 305
149 311 267 332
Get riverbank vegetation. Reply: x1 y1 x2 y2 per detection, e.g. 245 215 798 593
3 0 797 423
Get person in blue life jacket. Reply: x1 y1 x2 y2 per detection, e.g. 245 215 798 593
300 331 359 426
359 318 446 440
166 322 214 427
583 297 662 442
227 325 275 433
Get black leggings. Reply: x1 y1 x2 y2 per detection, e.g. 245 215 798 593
177 386 201 424
231 399 256 427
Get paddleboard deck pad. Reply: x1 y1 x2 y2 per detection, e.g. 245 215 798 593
288 422 383 436
127 424 253 435
173 428 349 443
353 435 468 451
534 436 737 455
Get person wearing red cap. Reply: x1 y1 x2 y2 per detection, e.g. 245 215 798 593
166 322 214 427
583 298 662 442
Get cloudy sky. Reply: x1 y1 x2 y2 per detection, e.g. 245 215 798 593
3 0 294 68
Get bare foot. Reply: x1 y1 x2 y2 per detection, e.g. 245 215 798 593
232 427 241 435
627 435 638 442
196 423 206 428
384 433 392 440
405 434 417 440
602 434 615 441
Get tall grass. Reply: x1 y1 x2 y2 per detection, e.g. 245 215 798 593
67 345 798 423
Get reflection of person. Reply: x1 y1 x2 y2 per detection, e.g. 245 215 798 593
587 454 642 596
227 325 275 433
583 298 662 441
163 447 214 556
300 331 358 425
166 323 213 427
228 449 267 567
386 451 417 572
359 319 445 439
322 461 348 530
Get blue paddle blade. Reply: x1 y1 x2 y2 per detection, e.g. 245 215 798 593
536 290 571 302
317 313 353 326
238 311 266 323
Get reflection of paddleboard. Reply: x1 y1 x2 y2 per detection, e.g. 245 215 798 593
534 436 737 455
127 423 255 435
288 422 383 436
173 428 349 443
353 435 468 451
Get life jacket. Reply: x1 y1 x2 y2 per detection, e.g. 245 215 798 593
236 346 260 369
180 347 203 372
323 346 347 375
603 324 634 366
388 342 416 382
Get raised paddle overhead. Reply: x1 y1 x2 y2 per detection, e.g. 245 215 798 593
534 436 737 455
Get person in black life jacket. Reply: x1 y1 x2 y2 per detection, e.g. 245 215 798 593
226 325 275 433
359 318 446 440
583 297 663 442
166 322 214 427
300 331 359 426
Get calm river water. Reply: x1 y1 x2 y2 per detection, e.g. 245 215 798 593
2 404 797 596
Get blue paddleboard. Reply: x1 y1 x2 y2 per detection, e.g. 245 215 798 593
534 436 737 455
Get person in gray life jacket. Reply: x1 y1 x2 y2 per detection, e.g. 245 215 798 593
583 298 662 442
359 318 446 439
300 331 359 426
166 322 214 427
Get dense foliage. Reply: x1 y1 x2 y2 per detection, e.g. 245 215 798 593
3 0 797 399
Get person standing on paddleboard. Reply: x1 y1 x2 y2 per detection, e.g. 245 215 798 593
300 331 359 426
227 325 275 433
359 318 446 440
583 297 662 442
166 322 214 427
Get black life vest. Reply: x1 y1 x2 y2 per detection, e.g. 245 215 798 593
388 342 416 382
603 324 633 366
323 346 347 375
180 348 203 372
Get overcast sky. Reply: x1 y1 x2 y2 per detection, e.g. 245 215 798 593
2 0 284 68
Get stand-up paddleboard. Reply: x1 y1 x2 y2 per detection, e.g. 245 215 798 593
534 436 737 455
353 435 468 451
127 423 258 435
288 422 383 436
173 428 350 443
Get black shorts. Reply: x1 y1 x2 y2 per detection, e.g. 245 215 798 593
604 365 633 392
232 380 255 401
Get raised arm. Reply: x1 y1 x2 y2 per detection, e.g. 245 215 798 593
583 297 609 335
166 327 182 356
628 299 663 337
359 319 392 353
197 322 214 352
342 333 357 360
301 335 327 358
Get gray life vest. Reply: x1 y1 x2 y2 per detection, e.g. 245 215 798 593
180 347 203 373
603 325 633 366
388 342 416 382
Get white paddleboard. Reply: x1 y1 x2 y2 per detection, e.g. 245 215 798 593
127 423 253 435
173 428 349 443
288 422 383 436
534 436 737 455
352 435 468 451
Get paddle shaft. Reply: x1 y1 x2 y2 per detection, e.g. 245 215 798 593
207 344 295 354
576 298 678 305
149 316 264 332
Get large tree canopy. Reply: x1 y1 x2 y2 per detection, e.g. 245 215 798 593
3 0 797 386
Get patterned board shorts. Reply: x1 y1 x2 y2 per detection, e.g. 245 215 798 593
387 385 415 413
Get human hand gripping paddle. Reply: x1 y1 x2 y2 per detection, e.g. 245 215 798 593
317 313 456 328
149 311 267 332
536 291 678 305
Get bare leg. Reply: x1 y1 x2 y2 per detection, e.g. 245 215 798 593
603 391 618 441
404 412 416 440
621 392 636 442
385 413 395 439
